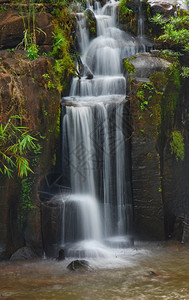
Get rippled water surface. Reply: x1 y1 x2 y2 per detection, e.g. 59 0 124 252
0 242 189 300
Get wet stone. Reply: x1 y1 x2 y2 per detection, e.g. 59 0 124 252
67 260 91 271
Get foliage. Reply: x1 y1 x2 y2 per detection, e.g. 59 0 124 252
0 5 9 12
15 0 77 89
0 116 38 178
124 58 135 74
17 0 46 59
27 43 39 59
157 49 182 62
169 62 181 89
151 13 165 25
42 73 55 89
2 0 39 58
181 67 189 78
137 82 154 112
119 0 133 22
170 130 184 161
151 13 189 52
50 4 78 91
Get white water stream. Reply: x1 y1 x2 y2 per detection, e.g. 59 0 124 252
61 0 146 258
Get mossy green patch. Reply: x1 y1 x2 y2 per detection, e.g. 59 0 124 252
170 130 184 161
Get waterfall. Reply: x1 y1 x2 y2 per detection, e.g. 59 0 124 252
60 0 139 258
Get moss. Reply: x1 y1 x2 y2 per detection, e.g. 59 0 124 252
131 56 182 142
170 130 184 161
149 72 167 92
146 2 151 21
161 62 181 124
18 176 35 227
50 4 77 92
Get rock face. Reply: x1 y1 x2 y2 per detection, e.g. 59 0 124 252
41 198 63 258
0 10 54 52
128 52 180 240
128 52 189 242
0 50 60 259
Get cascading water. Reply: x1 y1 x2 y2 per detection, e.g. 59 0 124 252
60 0 144 258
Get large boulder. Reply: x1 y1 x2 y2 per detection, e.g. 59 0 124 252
10 247 37 261
148 0 175 16
126 52 171 82
148 0 189 15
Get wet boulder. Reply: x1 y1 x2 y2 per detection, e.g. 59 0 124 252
148 0 189 16
125 52 171 82
148 0 175 16
67 260 91 271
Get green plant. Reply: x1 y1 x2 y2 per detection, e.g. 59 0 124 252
151 13 189 52
137 82 155 112
50 7 78 91
17 1 42 59
27 43 39 59
170 130 184 161
0 116 38 178
0 5 9 12
119 0 133 22
124 58 135 74
181 67 189 78
136 90 145 101
42 73 55 89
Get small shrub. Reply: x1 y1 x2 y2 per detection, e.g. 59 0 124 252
124 58 135 73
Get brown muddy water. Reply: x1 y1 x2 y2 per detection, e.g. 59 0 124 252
0 242 189 300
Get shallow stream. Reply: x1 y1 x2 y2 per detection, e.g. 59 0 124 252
0 242 189 300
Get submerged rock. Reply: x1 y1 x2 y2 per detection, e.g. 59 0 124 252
67 260 91 271
149 270 157 276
